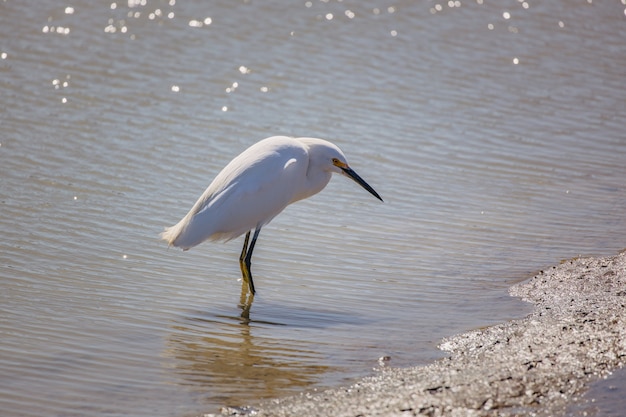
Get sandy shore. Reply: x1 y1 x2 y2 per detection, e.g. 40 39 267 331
216 251 626 417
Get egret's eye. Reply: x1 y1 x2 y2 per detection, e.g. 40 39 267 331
332 158 340 165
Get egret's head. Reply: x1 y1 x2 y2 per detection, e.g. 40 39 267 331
331 157 349 173
299 138 346 173
298 137 383 202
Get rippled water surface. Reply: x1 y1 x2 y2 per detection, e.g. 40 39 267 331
1 1 625 415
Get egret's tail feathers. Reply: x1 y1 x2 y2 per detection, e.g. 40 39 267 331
161 213 218 250
160 221 188 249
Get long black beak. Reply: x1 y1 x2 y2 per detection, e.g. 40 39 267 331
341 166 383 202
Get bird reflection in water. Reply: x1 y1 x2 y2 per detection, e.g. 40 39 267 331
238 266 254 322
166 288 334 409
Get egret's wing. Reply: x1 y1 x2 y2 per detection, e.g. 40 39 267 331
163 137 308 248
195 148 307 239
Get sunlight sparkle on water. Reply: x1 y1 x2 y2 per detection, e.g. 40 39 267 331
52 75 70 90
42 25 71 35
226 82 238 93
189 17 212 27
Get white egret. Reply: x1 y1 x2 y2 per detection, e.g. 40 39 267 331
161 135 382 295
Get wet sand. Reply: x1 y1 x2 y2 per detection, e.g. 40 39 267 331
217 251 626 416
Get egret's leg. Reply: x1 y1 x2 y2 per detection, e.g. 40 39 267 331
239 231 251 263
238 229 259 295
244 228 261 269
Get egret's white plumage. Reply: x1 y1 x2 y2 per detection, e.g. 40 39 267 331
161 135 382 294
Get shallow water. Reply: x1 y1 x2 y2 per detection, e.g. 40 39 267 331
1 1 625 415
566 367 626 417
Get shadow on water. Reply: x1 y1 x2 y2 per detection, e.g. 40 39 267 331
166 277 370 408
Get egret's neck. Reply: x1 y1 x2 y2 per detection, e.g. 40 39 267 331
291 166 332 204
